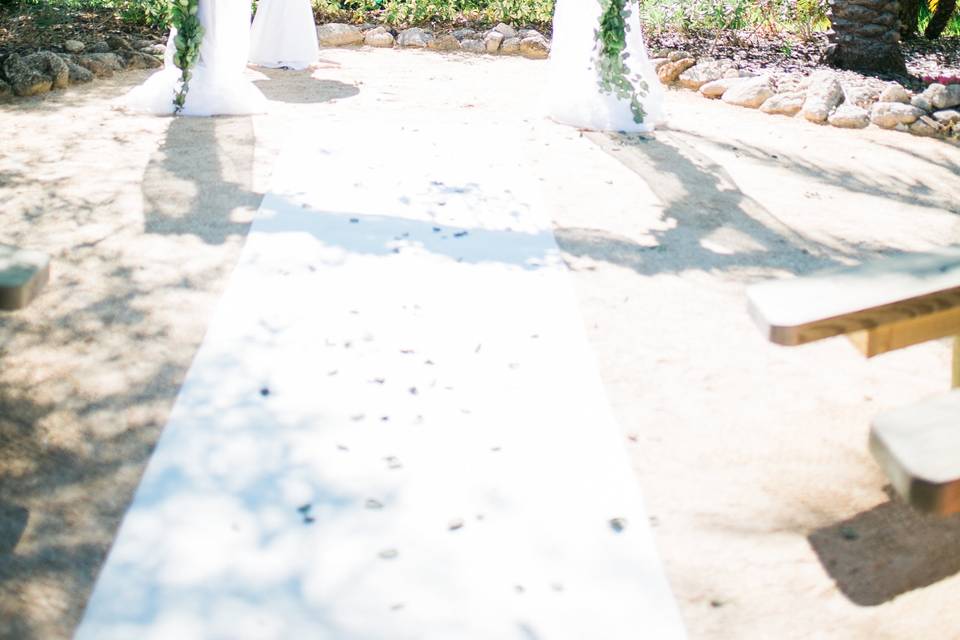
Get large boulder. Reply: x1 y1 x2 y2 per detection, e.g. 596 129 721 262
76 52 125 78
0 79 12 100
3 53 54 97
699 77 744 99
721 76 774 108
21 51 70 90
828 104 871 129
801 71 843 123
878 83 911 104
759 92 806 116
119 50 163 70
318 23 364 47
484 31 505 54
500 37 521 55
932 109 960 126
428 34 461 51
461 39 486 54
106 35 133 51
870 102 925 128
493 23 518 38
58 55 94 83
397 27 433 48
909 116 942 137
519 34 550 59
678 59 736 91
657 58 695 84
922 83 960 110
364 26 395 48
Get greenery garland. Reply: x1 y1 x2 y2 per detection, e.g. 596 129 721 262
170 0 204 114
595 0 649 124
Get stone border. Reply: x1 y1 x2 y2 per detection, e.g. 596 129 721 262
4 23 956 142
0 36 163 99
654 52 959 139
318 22 551 59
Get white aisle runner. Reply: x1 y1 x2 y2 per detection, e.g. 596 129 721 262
76 117 686 639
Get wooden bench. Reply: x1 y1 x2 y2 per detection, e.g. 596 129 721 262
748 248 960 515
0 244 50 311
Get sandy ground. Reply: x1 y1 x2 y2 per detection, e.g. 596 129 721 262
2 48 960 639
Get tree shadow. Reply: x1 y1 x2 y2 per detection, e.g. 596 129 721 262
808 487 960 606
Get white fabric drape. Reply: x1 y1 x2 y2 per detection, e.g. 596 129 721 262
121 0 268 116
548 0 666 132
250 0 320 70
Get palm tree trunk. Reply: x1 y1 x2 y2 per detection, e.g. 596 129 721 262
825 0 907 74
925 0 958 38
900 0 922 36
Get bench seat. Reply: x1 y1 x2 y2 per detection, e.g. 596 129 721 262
870 391 960 516
0 244 50 311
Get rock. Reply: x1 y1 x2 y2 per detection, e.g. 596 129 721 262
519 29 543 39
64 40 85 54
461 39 486 54
397 27 433 48
22 51 70 90
922 83 960 110
0 80 12 100
700 77 745 99
759 92 806 116
63 59 94 83
828 104 871 128
678 59 736 91
519 35 550 59
318 23 364 47
932 109 960 125
428 34 460 52
721 76 774 108
2 54 53 97
500 37 521 55
911 94 933 112
842 83 880 110
878 83 911 104
76 52 125 78
484 31 505 53
452 29 478 40
87 41 111 54
106 35 133 51
364 26 395 48
870 102 925 128
668 51 693 62
657 58 695 84
801 71 844 123
119 51 162 70
909 116 942 136
652 48 673 58
141 43 166 56
493 23 517 38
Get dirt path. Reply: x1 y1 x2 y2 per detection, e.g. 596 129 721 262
1 49 960 639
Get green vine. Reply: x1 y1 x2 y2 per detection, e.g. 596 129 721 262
170 0 204 114
595 0 649 124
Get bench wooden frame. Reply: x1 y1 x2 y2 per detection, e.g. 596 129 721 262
748 248 960 515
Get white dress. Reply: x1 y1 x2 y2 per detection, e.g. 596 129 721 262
249 0 320 70
548 0 665 132
121 0 268 116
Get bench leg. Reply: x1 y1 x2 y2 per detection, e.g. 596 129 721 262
953 336 960 389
